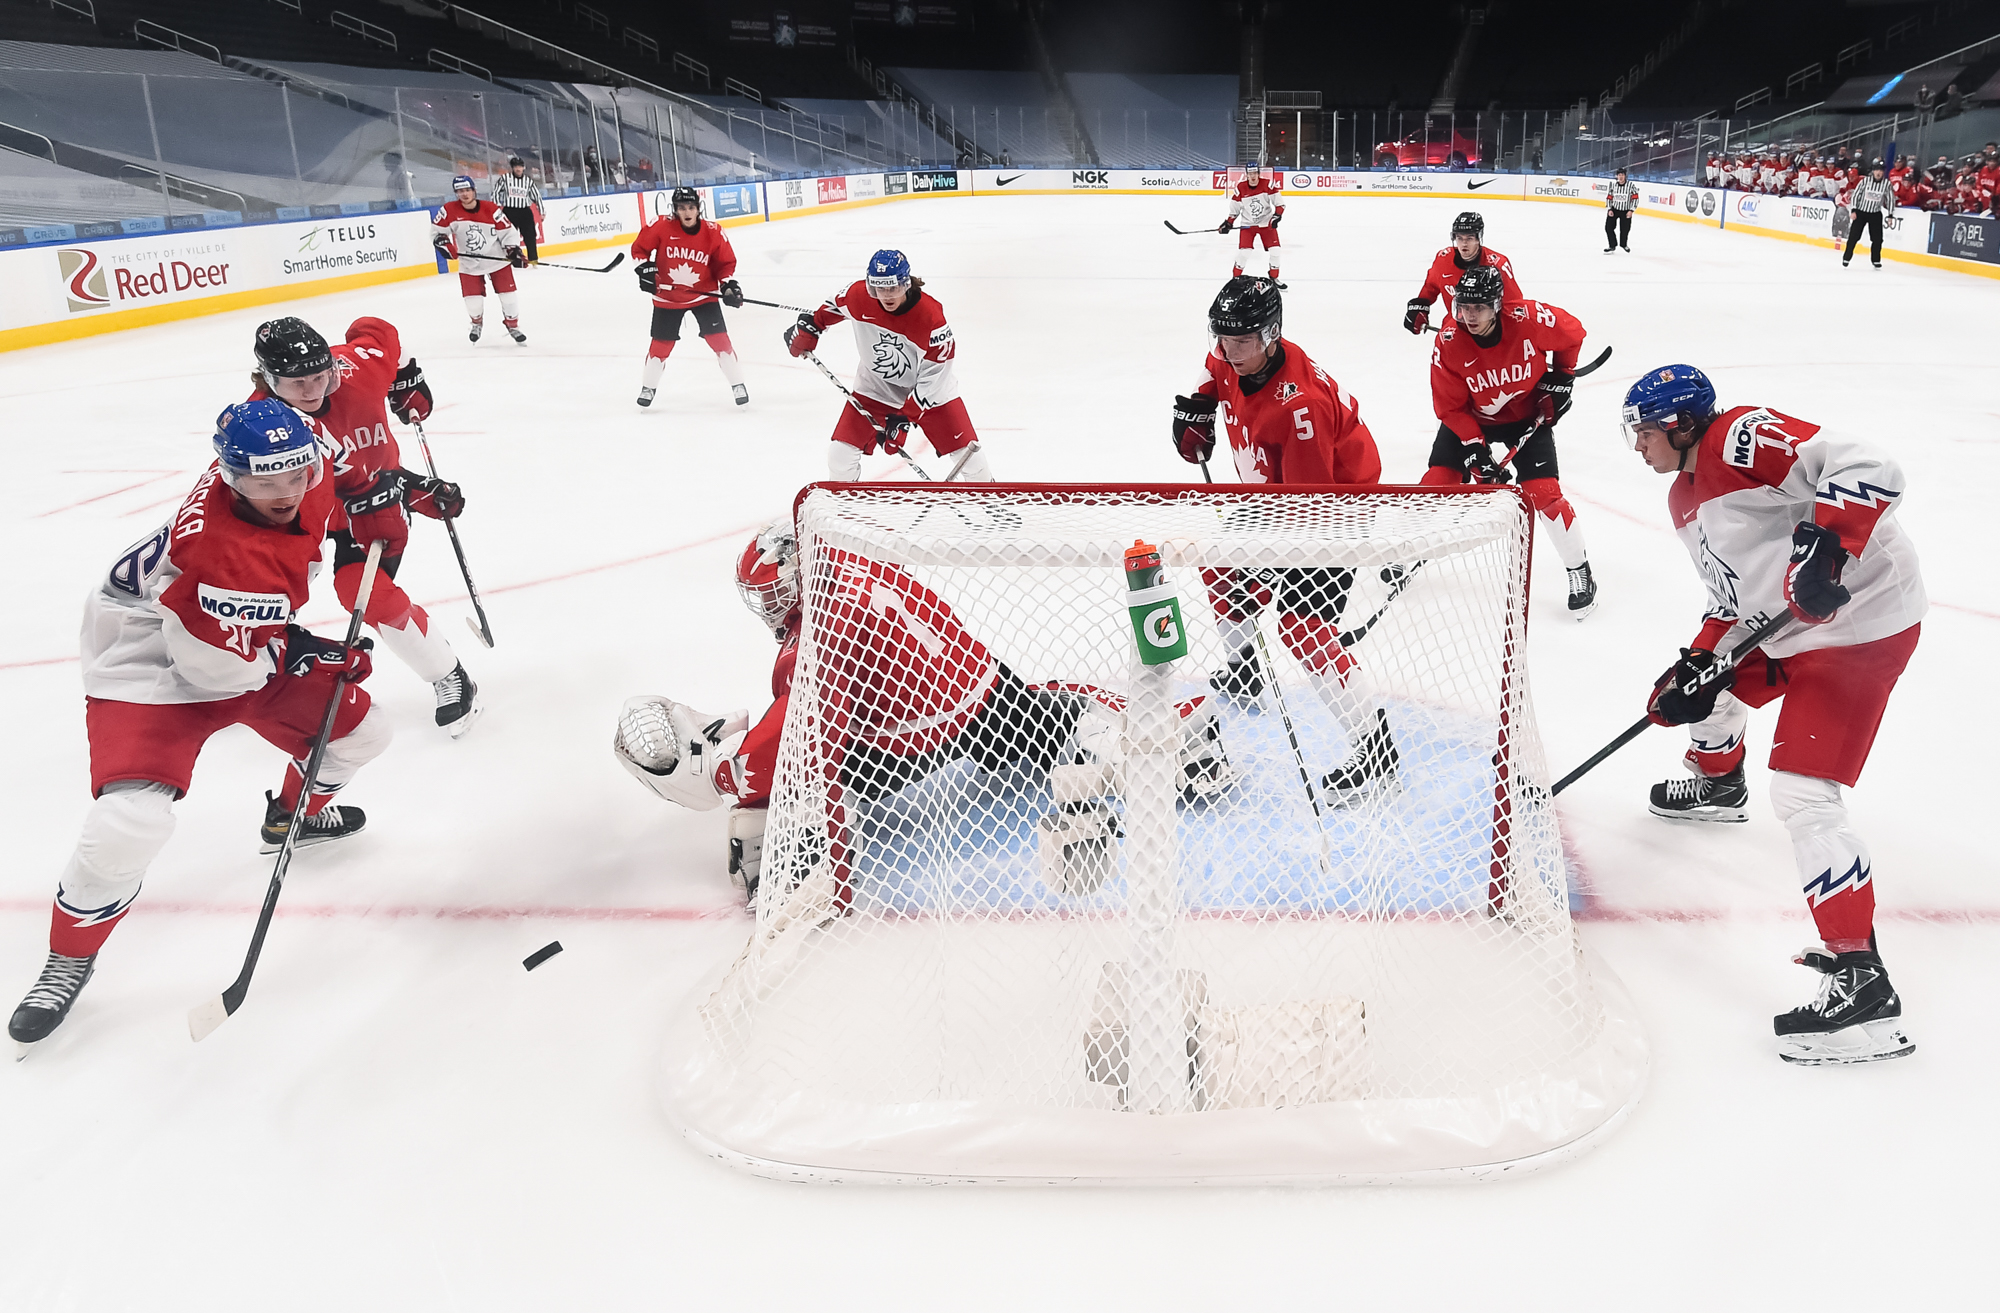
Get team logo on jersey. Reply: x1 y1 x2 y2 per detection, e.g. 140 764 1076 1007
870 337 914 381
196 585 292 654
1275 381 1300 402
667 262 701 288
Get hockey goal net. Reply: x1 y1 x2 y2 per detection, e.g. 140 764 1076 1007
663 484 1647 1182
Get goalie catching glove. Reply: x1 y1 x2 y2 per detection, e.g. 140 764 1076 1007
1647 647 1732 726
1171 393 1217 464
613 696 751 810
1785 521 1851 624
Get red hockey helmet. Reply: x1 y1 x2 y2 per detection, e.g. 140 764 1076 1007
736 523 800 635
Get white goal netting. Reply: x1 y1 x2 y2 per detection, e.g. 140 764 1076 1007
662 485 1647 1182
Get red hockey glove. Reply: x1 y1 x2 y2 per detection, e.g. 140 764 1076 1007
1218 218 1234 234
387 358 432 424
280 625 373 682
1403 299 1431 335
784 314 820 358
1171 394 1217 464
878 414 914 456
406 475 464 520
431 232 452 252
1785 521 1852 624
1648 647 1732 726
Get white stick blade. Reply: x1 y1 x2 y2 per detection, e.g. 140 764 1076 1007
187 995 230 1042
466 616 493 647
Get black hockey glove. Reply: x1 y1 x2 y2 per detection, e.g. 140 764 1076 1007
1535 368 1575 424
636 259 658 295
386 358 432 424
718 279 744 308
406 475 465 520
508 247 528 269
784 314 821 358
344 469 412 519
1171 394 1218 465
1785 521 1852 624
878 414 914 456
1648 647 1733 726
1460 441 1511 485
1404 299 1431 335
1218 218 1235 234
431 232 451 251
1271 211 1283 228
280 625 373 682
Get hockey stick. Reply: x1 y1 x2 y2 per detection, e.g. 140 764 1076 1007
1573 345 1614 377
1253 623 1328 822
679 293 815 313
1550 612 1795 796
537 252 626 273
1163 220 1223 236
1341 561 1424 649
412 422 494 648
188 539 386 1042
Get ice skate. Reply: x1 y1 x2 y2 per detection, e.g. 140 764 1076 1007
732 384 749 407
8 952 96 1047
1209 645 1265 704
1648 764 1748 823
467 322 483 343
505 321 526 344
1566 561 1598 619
1320 708 1399 806
637 387 656 408
1775 948 1914 1065
259 791 367 853
433 661 482 737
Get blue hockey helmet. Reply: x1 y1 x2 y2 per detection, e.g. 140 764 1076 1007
865 248 911 293
213 399 324 496
451 174 476 194
1620 364 1718 449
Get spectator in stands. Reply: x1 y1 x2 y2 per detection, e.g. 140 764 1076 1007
583 146 603 189
1000 149 1013 167
1914 84 1935 124
1938 84 1964 123
1928 155 1955 187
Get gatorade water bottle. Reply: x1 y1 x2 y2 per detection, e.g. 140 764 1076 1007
1124 539 1189 665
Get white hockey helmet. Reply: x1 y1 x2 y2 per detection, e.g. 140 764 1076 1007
736 522 800 634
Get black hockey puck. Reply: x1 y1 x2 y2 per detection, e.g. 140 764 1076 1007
522 941 563 971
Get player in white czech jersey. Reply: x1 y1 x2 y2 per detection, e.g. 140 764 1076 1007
783 250 993 481
1622 364 1925 1065
431 175 527 343
1219 161 1285 284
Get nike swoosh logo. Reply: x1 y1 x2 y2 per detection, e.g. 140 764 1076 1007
996 174 1024 187
1467 178 1495 190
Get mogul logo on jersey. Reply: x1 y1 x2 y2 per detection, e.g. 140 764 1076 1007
197 584 290 652
1071 170 1110 188
57 248 110 313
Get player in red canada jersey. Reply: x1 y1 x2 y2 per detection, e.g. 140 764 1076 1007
630 186 748 409
1404 211 1522 334
611 525 1235 906
1424 264 1598 618
431 175 526 344
784 249 993 481
6 400 393 1048
1168 275 1401 803
1621 363 1926 1064
1219 160 1285 284
248 317 481 735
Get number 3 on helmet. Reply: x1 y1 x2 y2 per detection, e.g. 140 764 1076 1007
735 523 801 634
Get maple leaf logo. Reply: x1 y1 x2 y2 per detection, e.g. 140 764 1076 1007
1476 387 1522 416
667 262 700 287
1275 381 1300 402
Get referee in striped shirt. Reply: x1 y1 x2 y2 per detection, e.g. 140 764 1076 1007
492 156 544 263
1604 168 1638 252
1843 163 1893 270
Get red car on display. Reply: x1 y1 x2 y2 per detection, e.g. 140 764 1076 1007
1373 119 1485 170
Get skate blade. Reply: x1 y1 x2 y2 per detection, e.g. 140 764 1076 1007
1778 1018 1915 1065
1647 803 1748 824
1568 599 1599 621
257 825 365 856
443 698 485 740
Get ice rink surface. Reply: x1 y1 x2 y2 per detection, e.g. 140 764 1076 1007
1 192 1993 1308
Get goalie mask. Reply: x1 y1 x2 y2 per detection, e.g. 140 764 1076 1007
736 523 801 635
